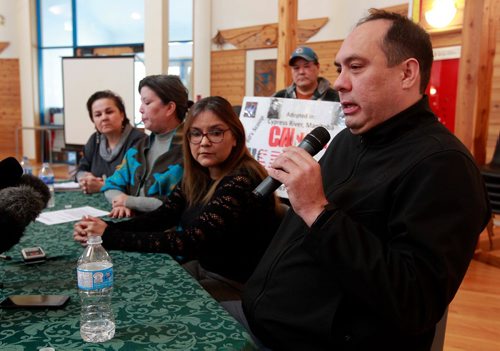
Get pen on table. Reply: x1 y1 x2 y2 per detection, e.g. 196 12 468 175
0 254 12 260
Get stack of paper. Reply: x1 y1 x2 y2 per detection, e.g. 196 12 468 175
37 206 109 225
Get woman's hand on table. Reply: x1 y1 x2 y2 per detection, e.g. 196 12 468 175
73 216 108 244
109 205 133 218
79 173 104 194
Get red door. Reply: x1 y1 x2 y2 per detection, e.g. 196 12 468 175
426 58 459 133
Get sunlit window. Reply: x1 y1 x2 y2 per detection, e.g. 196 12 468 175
170 0 193 41
38 0 193 130
75 0 144 46
40 0 72 47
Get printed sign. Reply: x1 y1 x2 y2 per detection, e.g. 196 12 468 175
240 97 346 197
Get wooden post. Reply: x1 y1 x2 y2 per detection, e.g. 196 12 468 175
276 0 298 91
455 0 496 164
473 0 497 164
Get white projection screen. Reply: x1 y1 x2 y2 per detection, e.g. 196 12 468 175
62 56 135 146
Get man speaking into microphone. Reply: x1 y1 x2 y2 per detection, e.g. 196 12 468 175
239 9 491 351
252 126 331 199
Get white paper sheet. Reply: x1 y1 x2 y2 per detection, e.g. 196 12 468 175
54 181 80 190
36 206 109 225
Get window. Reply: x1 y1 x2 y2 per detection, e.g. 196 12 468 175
37 0 193 129
39 0 72 47
75 0 144 46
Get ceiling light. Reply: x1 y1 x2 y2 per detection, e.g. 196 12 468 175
130 12 142 21
425 0 457 29
49 5 62 15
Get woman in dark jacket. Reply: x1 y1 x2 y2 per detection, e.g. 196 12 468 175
76 90 145 194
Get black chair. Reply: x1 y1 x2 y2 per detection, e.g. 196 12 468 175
480 133 500 250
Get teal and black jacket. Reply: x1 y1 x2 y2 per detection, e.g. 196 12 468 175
101 125 184 203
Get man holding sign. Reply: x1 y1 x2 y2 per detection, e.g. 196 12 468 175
273 46 339 102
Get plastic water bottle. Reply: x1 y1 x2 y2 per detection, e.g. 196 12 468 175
20 156 33 175
77 235 115 343
39 162 55 208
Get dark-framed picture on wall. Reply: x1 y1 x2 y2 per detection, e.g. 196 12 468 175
254 59 276 97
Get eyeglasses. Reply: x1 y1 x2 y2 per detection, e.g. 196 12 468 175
187 129 230 144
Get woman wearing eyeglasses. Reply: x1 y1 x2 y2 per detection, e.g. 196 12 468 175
74 96 283 301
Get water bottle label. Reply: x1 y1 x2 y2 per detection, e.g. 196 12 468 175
77 266 113 290
40 175 55 185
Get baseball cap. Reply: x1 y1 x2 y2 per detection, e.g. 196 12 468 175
289 46 319 65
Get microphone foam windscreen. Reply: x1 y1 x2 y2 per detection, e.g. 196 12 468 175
0 157 23 189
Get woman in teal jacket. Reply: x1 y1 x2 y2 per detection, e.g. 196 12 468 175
102 75 191 218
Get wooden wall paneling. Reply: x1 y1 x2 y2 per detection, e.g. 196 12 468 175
0 59 22 160
430 30 462 48
307 41 343 87
76 46 136 56
210 50 246 106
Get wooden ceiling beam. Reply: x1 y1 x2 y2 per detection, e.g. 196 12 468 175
0 42 10 54
212 18 327 51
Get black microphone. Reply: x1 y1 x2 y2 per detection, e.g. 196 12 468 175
253 126 331 198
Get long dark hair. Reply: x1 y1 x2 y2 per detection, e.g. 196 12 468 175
182 96 269 206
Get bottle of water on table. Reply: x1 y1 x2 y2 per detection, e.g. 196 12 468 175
39 162 55 208
77 235 115 343
20 156 33 175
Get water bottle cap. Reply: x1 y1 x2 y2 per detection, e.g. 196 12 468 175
87 235 103 244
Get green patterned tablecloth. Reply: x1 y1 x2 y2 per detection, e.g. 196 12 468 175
0 191 256 351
